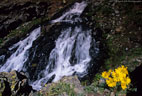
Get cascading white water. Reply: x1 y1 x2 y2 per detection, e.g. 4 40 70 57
31 1 90 90
0 27 41 72
0 1 96 91
52 1 87 23
31 26 91 90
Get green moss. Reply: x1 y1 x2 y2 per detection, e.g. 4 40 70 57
0 17 49 47
101 6 114 16
103 32 142 70
83 73 105 94
7 18 44 38
38 83 77 96
81 80 90 86
48 83 75 96
11 80 16 91
122 3 142 30
31 63 37 67
11 75 16 79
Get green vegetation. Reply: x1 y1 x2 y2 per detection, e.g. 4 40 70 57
8 18 46 37
84 73 104 93
48 83 75 96
0 17 49 48
37 83 77 96
103 32 142 71
83 0 142 95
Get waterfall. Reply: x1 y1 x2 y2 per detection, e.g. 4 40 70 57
0 1 100 90
0 27 41 72
31 1 90 90
31 26 92 90
51 1 87 23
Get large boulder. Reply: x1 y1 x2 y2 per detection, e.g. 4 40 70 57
32 76 85 96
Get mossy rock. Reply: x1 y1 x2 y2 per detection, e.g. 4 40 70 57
33 76 85 96
0 71 32 96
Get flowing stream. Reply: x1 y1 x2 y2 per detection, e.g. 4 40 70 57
0 1 100 90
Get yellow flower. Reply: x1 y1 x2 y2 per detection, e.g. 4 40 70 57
112 71 120 82
120 65 128 75
126 77 131 85
101 65 131 90
115 65 128 78
121 83 127 90
102 71 110 79
106 77 116 87
120 77 131 90
108 69 112 73
115 68 121 76
120 76 129 82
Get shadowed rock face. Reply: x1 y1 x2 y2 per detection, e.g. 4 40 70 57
127 65 142 96
0 1 50 38
0 70 32 96
0 0 82 38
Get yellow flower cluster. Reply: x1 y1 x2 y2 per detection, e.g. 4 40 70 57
102 65 131 90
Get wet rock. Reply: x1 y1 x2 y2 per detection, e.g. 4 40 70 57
86 93 102 96
0 79 11 96
110 92 115 96
118 94 126 96
103 89 111 96
99 78 105 86
0 70 32 96
60 76 84 94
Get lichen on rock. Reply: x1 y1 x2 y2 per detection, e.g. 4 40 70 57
0 70 32 96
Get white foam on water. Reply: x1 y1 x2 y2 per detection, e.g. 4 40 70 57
31 1 91 90
32 26 91 90
0 1 91 91
0 27 41 72
51 1 87 23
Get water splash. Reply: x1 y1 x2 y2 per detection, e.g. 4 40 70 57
31 1 90 90
31 26 92 90
51 1 87 23
0 27 41 72
0 1 98 91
